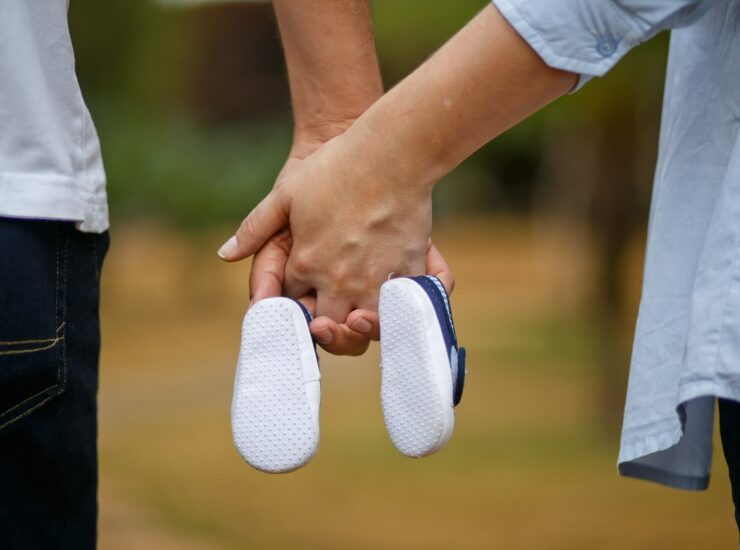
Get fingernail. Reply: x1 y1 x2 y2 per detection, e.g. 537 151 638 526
217 236 237 259
313 327 333 345
351 318 372 334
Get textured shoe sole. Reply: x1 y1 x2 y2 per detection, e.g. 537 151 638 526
380 278 455 458
231 298 320 473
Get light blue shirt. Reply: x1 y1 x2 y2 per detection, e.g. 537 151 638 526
492 0 740 490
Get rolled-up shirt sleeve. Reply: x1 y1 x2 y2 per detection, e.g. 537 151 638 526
491 0 714 89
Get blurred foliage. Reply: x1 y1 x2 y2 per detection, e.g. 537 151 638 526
68 0 669 229
69 0 290 228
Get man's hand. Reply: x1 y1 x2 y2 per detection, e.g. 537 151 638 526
249 224 454 356
239 133 455 356
220 120 436 324
221 0 390 355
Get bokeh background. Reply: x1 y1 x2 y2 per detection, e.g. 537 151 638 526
68 0 735 547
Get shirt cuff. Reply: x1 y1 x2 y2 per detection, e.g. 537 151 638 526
491 0 642 91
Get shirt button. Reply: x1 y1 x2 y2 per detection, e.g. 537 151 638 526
596 37 618 57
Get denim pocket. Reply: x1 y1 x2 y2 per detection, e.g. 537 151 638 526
0 220 68 431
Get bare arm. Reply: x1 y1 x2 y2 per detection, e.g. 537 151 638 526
272 0 382 155
242 0 386 354
352 4 577 192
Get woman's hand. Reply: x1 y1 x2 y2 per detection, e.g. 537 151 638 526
248 224 454 356
221 120 446 353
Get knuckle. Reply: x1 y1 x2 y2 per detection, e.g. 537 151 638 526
271 228 292 252
326 264 352 288
290 251 314 279
238 216 259 242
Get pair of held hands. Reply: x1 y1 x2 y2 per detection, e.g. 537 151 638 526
217 118 453 356
214 3 578 355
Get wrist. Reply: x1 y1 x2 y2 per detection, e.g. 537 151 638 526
291 83 382 152
274 0 382 151
338 116 438 202
291 114 360 158
348 104 449 197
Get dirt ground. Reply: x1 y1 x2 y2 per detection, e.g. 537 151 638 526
97 219 735 549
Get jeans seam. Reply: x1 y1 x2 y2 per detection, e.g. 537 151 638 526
92 234 100 283
58 224 68 392
0 223 68 430
0 384 61 428
0 396 59 432
55 224 59 330
0 323 66 348
0 337 64 356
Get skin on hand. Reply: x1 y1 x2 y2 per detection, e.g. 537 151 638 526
239 151 387 356
249 228 454 356
220 122 435 323
225 0 391 356
241 139 455 357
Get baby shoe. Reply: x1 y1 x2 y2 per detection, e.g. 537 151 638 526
231 297 320 473
379 275 466 457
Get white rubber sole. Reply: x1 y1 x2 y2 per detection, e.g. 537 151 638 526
231 298 320 473
379 278 455 458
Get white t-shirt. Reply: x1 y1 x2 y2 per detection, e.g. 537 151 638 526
0 0 107 233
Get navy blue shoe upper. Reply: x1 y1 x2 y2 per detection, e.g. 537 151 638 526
409 276 466 407
289 298 320 362
292 298 314 326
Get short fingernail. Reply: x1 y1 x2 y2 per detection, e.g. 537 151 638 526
351 318 372 333
313 327 333 345
217 236 237 259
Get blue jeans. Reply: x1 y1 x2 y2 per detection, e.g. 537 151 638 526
0 219 108 549
720 399 740 533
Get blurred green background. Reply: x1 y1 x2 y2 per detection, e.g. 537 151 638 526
67 1 735 548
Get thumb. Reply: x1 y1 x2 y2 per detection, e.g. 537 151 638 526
426 240 455 294
218 191 288 262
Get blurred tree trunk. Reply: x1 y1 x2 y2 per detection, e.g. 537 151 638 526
181 3 289 125
535 85 659 434
588 102 645 432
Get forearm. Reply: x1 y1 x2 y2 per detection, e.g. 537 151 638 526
351 4 577 190
273 0 383 151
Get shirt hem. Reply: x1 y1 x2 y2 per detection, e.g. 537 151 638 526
619 462 709 491
618 419 683 466
0 172 109 233
617 383 740 492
